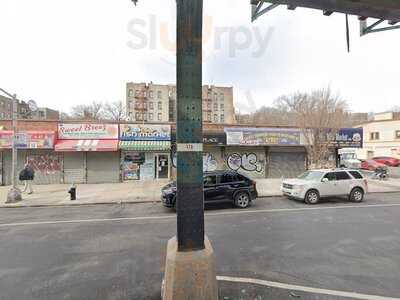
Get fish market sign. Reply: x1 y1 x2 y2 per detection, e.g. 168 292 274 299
58 124 119 140
225 127 301 146
120 124 171 141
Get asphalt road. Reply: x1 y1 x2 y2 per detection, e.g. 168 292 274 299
1 193 400 300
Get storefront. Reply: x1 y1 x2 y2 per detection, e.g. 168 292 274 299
0 131 59 185
225 127 307 179
55 123 120 184
120 124 171 181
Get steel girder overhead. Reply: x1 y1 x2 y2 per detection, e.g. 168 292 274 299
251 0 400 22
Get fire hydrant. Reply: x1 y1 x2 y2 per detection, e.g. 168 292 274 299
68 184 77 201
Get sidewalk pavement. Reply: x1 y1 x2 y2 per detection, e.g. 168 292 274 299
1 177 400 208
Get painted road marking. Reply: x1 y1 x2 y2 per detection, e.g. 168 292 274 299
1 203 400 228
217 276 400 300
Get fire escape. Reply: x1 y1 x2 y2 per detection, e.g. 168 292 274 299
135 85 148 122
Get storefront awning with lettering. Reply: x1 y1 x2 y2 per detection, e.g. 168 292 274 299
119 141 171 151
55 140 119 152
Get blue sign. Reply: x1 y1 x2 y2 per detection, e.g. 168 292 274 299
332 128 363 148
120 124 171 141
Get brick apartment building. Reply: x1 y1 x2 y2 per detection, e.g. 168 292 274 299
126 82 236 124
0 94 59 120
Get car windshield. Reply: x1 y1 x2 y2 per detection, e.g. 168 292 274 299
297 171 324 181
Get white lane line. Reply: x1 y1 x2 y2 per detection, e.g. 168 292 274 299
217 276 400 300
1 203 400 228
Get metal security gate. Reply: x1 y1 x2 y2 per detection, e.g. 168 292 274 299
27 150 62 185
63 152 86 184
87 152 120 183
2 150 26 186
268 147 306 179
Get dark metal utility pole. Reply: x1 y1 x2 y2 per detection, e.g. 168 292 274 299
176 0 204 251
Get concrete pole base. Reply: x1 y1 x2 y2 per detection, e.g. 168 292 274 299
162 235 218 300
6 187 22 203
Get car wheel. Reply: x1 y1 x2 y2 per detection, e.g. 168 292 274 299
305 190 320 205
234 192 251 209
350 188 364 203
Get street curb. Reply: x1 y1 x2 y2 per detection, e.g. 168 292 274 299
0 200 162 209
1 191 399 209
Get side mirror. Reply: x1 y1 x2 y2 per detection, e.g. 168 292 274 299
322 178 329 183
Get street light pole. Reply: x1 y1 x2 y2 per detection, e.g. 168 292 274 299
0 88 22 203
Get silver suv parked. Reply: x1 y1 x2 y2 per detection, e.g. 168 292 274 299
282 169 368 204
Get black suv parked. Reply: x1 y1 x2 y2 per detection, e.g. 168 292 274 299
161 170 258 209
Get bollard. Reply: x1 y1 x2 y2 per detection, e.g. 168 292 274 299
68 184 76 201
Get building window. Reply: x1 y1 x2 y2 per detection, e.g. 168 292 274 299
149 91 154 99
220 93 224 100
395 131 400 139
220 103 224 110
135 90 140 97
214 93 218 100
158 91 162 99
207 103 211 110
220 114 225 123
370 132 380 140
207 112 211 121
143 91 147 98
207 91 211 98
149 102 154 110
149 113 153 120
213 103 218 111
128 89 133 97
214 114 218 122
158 101 162 110
158 113 162 121
135 112 140 120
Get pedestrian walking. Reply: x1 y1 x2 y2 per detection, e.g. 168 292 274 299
19 163 35 194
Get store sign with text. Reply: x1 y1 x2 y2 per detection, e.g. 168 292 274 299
330 128 363 148
120 124 171 141
225 128 301 146
0 131 55 149
58 123 118 140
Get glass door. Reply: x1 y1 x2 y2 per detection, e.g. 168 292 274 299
155 154 169 179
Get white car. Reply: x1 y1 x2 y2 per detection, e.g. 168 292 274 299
281 169 368 204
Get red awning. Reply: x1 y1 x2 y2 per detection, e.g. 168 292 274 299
55 140 118 152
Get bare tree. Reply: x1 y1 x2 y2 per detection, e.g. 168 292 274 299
102 101 126 122
274 88 349 169
70 101 104 120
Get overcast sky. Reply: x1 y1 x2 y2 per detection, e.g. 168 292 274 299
0 0 399 114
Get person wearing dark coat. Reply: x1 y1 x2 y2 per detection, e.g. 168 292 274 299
19 163 35 194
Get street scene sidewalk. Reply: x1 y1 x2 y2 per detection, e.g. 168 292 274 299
1 177 400 208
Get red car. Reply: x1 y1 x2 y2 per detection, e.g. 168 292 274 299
361 160 387 171
372 156 400 167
